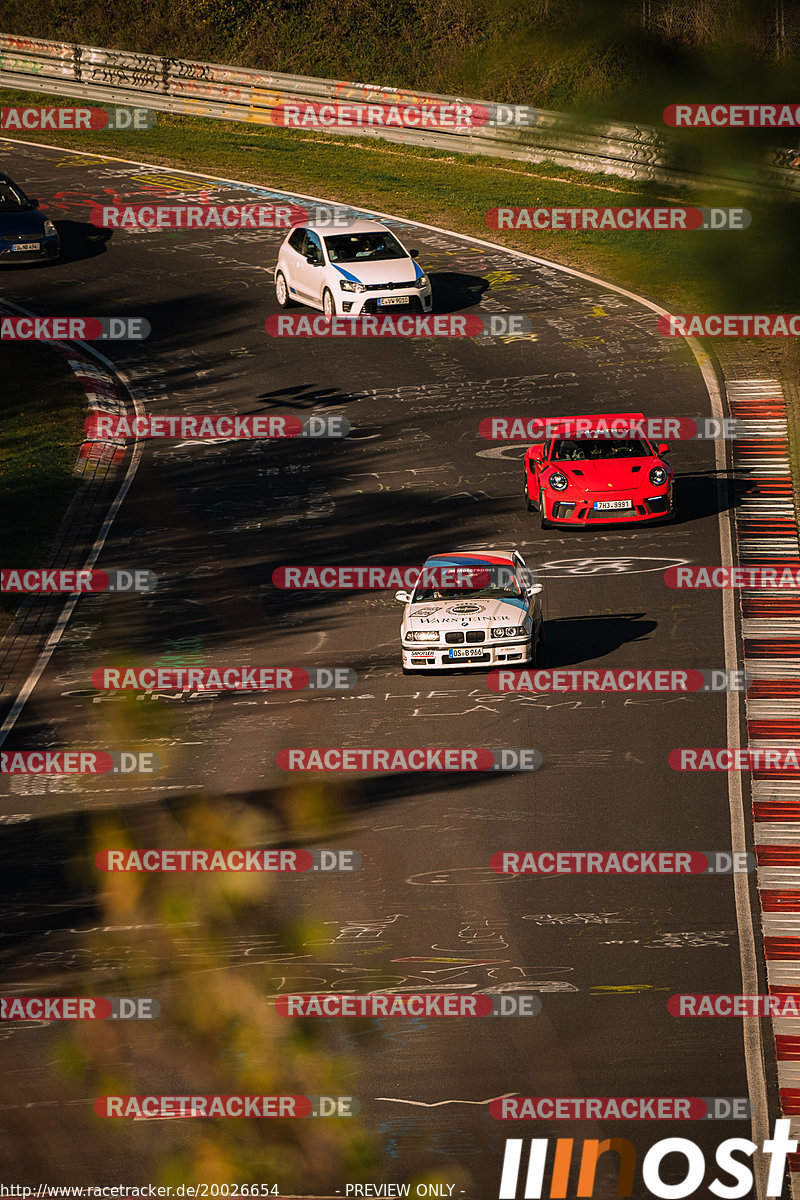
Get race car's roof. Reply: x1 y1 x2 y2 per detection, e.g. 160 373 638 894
308 219 389 235
424 550 516 567
540 413 647 436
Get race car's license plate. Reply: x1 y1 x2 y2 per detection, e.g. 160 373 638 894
593 500 632 510
378 295 407 307
12 243 39 252
449 647 486 659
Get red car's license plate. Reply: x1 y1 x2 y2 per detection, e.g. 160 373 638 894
593 500 632 510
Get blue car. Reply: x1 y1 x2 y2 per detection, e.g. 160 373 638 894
0 172 59 264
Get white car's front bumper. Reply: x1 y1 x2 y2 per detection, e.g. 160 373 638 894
338 285 433 315
401 638 533 670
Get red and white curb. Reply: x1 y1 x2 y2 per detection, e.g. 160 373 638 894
730 377 800 1192
68 354 127 475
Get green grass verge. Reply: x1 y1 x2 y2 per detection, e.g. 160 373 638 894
0 340 85 633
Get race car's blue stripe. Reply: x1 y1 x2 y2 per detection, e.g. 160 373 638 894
413 260 424 279
332 264 362 283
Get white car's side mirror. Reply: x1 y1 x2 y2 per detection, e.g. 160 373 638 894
527 584 543 596
395 590 412 603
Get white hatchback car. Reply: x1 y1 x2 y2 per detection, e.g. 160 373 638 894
274 219 432 316
396 548 544 672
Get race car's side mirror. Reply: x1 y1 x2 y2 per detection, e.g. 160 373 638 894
528 444 544 461
409 249 419 258
657 442 671 455
395 590 412 603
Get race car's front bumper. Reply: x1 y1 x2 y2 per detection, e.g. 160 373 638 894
542 486 673 525
401 638 533 670
339 285 433 315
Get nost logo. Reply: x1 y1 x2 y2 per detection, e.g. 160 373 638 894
497 1119 795 1198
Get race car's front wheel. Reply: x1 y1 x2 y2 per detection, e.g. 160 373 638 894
539 490 552 530
275 272 294 308
322 289 336 316
524 480 535 512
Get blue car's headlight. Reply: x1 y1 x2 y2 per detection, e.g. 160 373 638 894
43 220 57 237
340 280 365 293
548 471 568 491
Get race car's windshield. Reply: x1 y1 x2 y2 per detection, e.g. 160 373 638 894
411 579 523 604
0 181 29 212
551 437 652 461
324 231 408 263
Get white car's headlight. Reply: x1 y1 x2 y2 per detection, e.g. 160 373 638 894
414 274 430 289
548 472 568 491
43 220 57 237
406 631 438 643
491 626 526 639
340 280 366 293
649 466 668 486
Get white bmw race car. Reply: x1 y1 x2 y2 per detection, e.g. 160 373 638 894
396 549 543 672
274 219 432 316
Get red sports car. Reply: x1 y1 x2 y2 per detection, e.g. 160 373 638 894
524 413 674 527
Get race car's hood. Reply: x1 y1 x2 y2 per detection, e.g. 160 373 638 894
0 209 47 240
331 259 419 287
403 596 529 631
546 458 666 493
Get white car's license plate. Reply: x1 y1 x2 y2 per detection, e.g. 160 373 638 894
378 295 407 307
12 243 40 252
593 499 632 510
449 647 485 659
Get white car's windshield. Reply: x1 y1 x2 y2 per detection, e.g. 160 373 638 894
551 437 652 461
324 231 407 263
412 580 522 604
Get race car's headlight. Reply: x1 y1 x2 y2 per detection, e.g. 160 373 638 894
340 280 366 292
406 631 438 643
649 466 668 486
43 220 57 237
548 472 568 491
491 626 526 638
414 273 430 289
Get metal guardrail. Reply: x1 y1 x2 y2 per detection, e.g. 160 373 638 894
0 32 797 195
